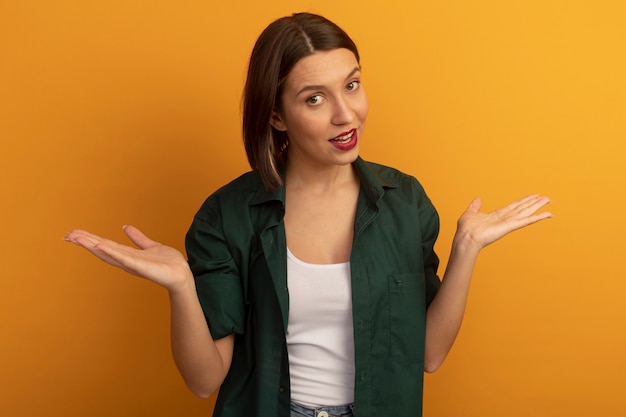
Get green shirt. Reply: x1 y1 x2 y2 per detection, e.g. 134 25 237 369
186 157 441 417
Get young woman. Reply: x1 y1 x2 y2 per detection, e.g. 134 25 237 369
65 12 551 417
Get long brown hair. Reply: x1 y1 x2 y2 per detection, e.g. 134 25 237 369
242 13 360 191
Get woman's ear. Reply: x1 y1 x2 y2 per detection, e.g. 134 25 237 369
269 110 287 132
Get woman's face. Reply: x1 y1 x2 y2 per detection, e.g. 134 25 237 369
271 48 368 170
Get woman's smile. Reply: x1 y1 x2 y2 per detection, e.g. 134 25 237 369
329 128 358 151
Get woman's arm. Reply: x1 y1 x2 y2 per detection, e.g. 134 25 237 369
64 226 233 397
424 195 552 372
168 276 234 398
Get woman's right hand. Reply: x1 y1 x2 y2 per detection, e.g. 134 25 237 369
66 225 235 396
64 225 192 292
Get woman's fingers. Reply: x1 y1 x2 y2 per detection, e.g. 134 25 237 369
66 226 159 251
494 195 552 221
64 227 148 272
64 229 101 246
123 225 161 250
91 242 130 270
67 235 126 269
467 197 482 213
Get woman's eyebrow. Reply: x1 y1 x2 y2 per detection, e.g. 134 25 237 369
296 66 361 96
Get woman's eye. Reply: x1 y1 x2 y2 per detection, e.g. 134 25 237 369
307 95 323 105
346 80 360 91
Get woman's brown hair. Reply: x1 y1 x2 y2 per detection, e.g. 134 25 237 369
242 12 360 191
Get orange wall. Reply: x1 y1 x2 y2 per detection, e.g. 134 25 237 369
2 1 625 416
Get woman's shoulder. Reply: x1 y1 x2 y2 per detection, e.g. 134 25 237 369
362 159 411 177
193 170 269 220
212 170 266 198
357 158 425 189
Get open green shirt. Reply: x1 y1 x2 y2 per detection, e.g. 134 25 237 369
186 157 441 417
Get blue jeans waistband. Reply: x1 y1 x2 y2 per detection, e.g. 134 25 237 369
290 401 354 417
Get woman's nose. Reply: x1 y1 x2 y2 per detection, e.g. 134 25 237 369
330 96 355 125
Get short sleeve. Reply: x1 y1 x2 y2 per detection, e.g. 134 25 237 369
185 204 246 340
415 181 441 306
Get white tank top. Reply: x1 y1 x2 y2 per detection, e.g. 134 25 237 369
286 249 355 407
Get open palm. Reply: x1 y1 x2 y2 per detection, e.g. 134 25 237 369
457 194 552 251
65 225 191 290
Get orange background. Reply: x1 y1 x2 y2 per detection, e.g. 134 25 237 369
2 1 625 416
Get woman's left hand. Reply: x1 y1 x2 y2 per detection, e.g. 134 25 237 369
455 194 552 252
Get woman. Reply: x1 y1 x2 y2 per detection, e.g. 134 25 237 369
65 12 551 417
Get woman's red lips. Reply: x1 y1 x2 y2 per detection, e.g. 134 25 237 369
331 129 355 142
329 128 358 151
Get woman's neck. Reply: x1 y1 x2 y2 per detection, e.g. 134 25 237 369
284 160 358 194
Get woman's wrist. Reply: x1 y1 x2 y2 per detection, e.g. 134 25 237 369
166 265 196 296
451 228 483 257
